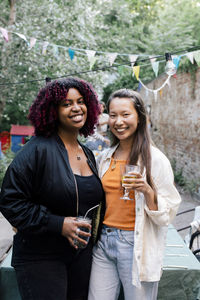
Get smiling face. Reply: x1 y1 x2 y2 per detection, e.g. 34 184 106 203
108 97 139 142
58 88 87 133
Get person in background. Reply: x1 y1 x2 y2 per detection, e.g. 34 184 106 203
88 89 181 300
0 77 105 300
85 101 110 153
96 101 109 137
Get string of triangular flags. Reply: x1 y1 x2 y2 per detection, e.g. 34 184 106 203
1 26 200 95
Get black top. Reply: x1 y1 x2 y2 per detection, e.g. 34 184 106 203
75 174 104 219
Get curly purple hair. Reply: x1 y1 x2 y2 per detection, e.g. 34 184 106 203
28 77 100 137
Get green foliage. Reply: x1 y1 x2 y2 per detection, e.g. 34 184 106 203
171 159 200 195
0 0 200 130
0 149 15 188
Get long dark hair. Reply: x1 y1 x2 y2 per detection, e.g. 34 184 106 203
107 89 157 202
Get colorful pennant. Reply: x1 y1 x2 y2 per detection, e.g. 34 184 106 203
0 27 9 42
133 66 140 80
68 48 75 60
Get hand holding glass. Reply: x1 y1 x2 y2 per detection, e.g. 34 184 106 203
120 165 140 201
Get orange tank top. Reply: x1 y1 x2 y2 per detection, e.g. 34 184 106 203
102 158 135 230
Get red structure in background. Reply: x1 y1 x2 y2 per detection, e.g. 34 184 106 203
0 131 10 153
10 125 34 153
0 125 35 154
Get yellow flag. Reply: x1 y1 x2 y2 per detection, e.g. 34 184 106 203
133 66 140 80
159 89 163 98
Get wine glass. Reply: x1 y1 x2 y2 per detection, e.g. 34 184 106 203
120 165 140 201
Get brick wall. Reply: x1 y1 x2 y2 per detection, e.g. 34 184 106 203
140 69 200 182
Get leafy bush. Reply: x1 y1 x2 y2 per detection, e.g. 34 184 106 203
0 150 15 188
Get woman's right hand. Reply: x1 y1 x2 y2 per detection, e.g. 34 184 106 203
61 217 91 249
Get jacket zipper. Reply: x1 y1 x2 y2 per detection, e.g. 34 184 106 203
72 173 79 217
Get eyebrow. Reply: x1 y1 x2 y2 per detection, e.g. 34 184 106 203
65 96 84 101
109 110 130 113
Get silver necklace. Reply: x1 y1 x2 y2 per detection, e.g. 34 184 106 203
76 145 81 160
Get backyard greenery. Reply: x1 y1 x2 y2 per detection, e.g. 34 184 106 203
0 0 200 130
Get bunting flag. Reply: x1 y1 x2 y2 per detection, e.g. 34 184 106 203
137 81 142 91
159 89 163 98
106 52 118 66
186 52 194 64
85 50 96 70
42 41 49 55
86 50 96 61
89 56 97 70
129 55 138 67
133 66 140 80
15 33 28 44
149 56 159 77
0 27 9 42
29 37 37 50
152 61 159 77
53 45 59 59
172 55 181 70
68 48 75 60
194 50 200 66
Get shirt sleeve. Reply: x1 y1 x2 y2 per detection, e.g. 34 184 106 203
144 150 181 226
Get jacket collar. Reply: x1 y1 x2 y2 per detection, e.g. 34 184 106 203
103 143 119 160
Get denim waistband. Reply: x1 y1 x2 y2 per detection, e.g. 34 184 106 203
102 225 134 234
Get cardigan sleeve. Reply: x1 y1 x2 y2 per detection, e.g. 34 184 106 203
144 147 181 226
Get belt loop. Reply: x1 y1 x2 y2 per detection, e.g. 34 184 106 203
118 229 123 241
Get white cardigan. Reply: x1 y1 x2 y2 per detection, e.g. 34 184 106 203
97 144 181 287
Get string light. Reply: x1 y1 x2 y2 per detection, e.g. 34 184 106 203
165 53 177 76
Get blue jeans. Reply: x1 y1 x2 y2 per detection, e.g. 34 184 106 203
88 226 158 300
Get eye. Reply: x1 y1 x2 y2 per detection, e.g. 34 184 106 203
123 113 130 117
109 114 116 119
78 98 85 105
63 102 71 107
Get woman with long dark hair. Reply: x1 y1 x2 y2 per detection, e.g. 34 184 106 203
88 89 181 300
0 77 105 300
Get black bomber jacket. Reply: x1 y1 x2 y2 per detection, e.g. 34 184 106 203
0 134 105 243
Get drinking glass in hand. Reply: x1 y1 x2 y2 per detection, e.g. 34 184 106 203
74 216 92 249
120 165 140 201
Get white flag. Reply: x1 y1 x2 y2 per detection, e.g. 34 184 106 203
129 55 138 67
107 52 118 66
186 52 194 64
29 37 37 50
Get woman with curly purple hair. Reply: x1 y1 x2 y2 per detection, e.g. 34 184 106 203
0 77 105 300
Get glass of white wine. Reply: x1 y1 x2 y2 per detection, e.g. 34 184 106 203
120 165 140 201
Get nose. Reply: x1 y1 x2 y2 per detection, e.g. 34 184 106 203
72 102 81 111
115 116 123 125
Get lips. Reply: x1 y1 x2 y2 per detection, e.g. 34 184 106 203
115 128 127 133
70 114 84 122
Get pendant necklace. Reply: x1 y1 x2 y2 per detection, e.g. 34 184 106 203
76 145 81 161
